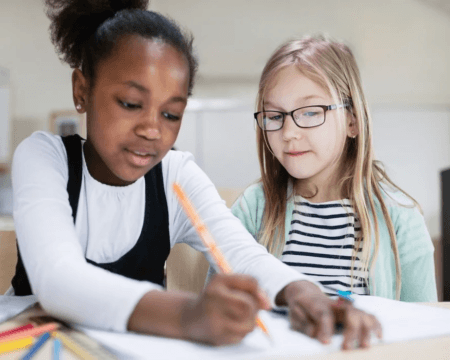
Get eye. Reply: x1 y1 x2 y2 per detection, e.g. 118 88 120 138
268 115 283 121
118 100 142 110
263 112 283 121
162 112 181 121
303 111 319 117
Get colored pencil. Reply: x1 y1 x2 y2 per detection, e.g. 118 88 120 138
31 316 117 360
0 324 34 340
336 290 354 303
172 182 271 338
21 332 51 360
0 337 34 355
0 323 59 344
53 338 62 360
53 331 97 360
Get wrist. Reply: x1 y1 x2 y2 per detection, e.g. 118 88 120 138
179 296 199 340
128 290 197 339
275 280 318 307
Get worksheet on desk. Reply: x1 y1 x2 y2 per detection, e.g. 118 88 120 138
81 296 450 360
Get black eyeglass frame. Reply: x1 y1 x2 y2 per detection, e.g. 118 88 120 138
254 101 353 131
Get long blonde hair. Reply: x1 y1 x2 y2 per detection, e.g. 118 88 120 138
256 35 419 299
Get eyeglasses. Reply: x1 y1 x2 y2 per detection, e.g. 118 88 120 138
254 102 352 131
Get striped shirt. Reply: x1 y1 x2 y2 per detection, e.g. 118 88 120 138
281 195 369 297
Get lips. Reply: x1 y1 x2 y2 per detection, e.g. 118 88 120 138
125 149 156 167
286 150 309 157
130 150 154 156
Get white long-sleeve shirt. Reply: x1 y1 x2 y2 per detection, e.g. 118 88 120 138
12 131 308 332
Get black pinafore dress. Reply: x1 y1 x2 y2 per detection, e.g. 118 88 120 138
12 134 171 295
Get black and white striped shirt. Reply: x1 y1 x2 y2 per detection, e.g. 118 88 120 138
281 196 369 297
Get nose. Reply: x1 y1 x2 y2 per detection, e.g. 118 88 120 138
281 114 302 141
135 109 161 140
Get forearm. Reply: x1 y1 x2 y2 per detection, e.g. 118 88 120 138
128 290 197 339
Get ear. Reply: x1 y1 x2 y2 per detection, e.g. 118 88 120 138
72 69 88 114
346 114 358 139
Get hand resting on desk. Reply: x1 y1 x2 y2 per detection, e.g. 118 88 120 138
128 275 382 349
276 280 383 350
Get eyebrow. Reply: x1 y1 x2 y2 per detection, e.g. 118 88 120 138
170 96 188 105
123 81 187 104
124 80 149 93
264 95 325 109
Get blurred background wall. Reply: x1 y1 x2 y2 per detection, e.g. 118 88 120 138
0 0 449 296
1 0 449 229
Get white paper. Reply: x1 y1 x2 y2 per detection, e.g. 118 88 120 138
80 296 450 360
352 295 450 343
82 310 336 360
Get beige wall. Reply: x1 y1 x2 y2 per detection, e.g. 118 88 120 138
151 0 450 105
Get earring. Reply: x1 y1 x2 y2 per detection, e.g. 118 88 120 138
76 104 82 110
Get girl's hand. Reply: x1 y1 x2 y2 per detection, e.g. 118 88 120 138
276 280 383 349
181 274 271 346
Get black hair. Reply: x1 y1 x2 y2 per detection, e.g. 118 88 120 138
45 0 198 95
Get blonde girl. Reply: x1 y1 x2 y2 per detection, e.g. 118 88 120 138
218 35 437 302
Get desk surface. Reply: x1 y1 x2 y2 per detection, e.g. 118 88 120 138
0 302 449 360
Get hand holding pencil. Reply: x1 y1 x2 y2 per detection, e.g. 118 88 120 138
173 182 272 346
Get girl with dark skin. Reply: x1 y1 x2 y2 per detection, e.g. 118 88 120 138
13 0 382 348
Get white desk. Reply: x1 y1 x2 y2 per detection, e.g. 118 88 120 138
0 299 450 359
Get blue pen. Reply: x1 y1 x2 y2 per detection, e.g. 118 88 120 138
53 338 62 360
20 332 51 360
336 290 355 303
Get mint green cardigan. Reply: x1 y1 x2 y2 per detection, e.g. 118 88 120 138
230 183 437 302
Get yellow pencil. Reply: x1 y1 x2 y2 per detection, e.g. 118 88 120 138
52 331 97 360
172 182 271 338
0 337 34 355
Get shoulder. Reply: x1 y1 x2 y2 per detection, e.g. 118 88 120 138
161 149 195 173
161 150 197 184
241 182 266 204
376 183 422 224
162 149 195 166
378 183 415 209
12 131 67 175
160 150 216 206
15 131 65 157
230 182 266 236
375 183 433 254
234 182 266 210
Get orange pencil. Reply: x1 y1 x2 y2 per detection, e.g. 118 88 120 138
172 182 271 338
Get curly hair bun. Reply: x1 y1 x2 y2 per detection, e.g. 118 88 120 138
45 0 150 69
44 0 198 95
